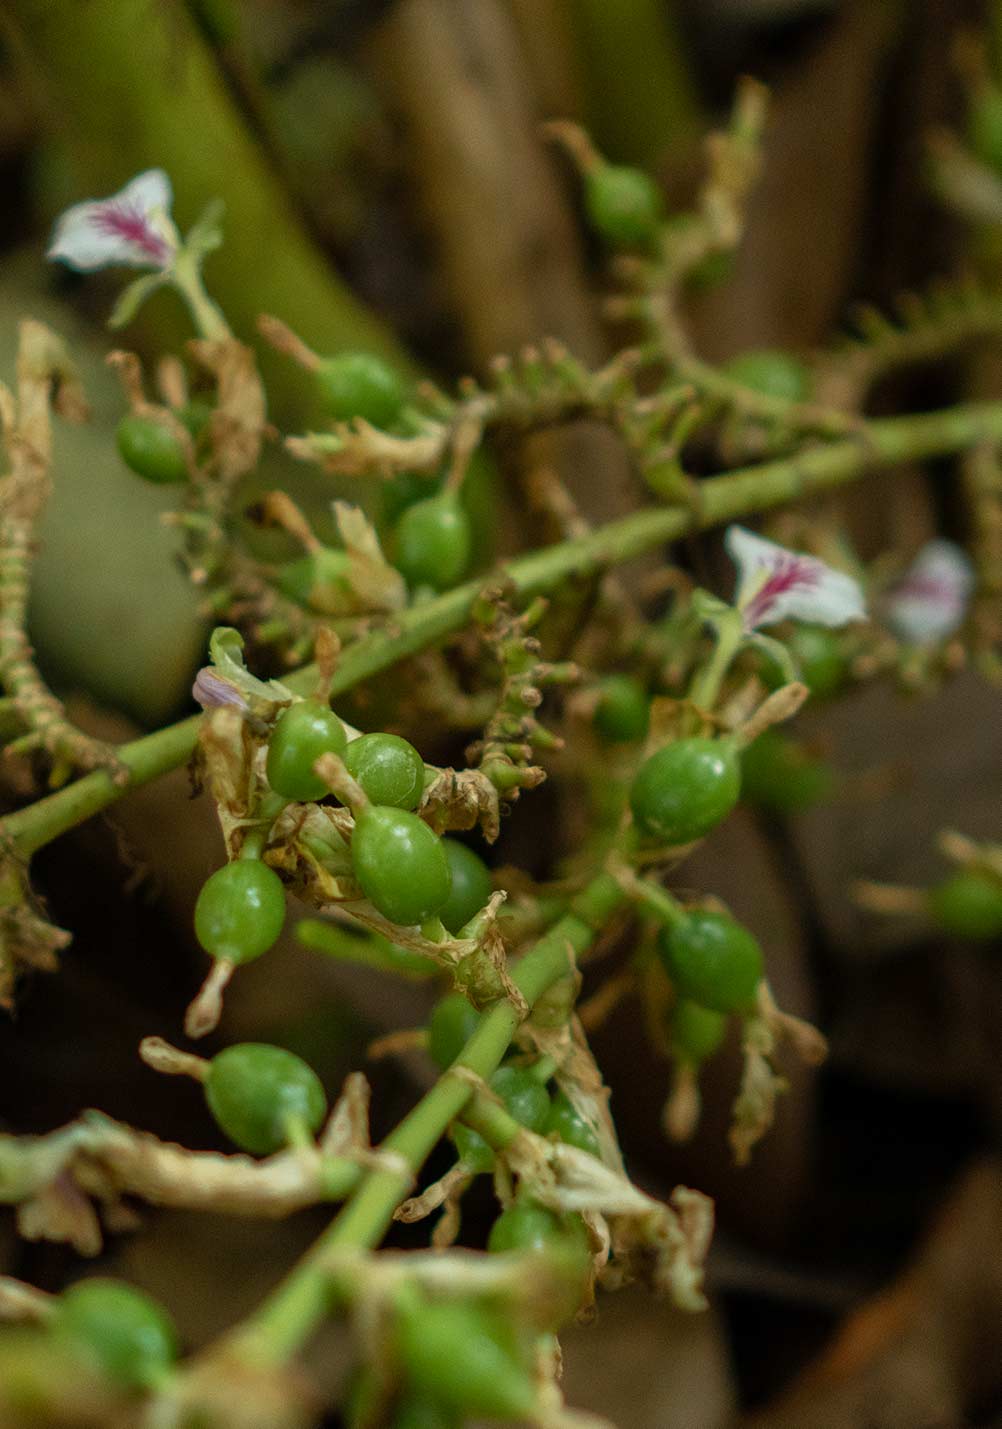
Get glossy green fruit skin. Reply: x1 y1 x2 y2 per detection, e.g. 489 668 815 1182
427 993 480 1069
397 1302 535 1420
394 494 472 591
724 349 810 403
741 729 835 814
929 870 1002 939
451 1122 495 1173
351 806 451 925
544 1091 601 1157
266 700 348 802
630 737 741 845
315 352 405 428
116 414 188 484
194 860 286 964
345 733 425 810
585 165 664 246
438 840 493 934
488 1199 589 1256
276 548 351 613
489 1065 550 1131
593 674 650 744
659 911 764 1013
56 1279 176 1389
380 469 443 528
669 999 728 1065
205 1042 327 1155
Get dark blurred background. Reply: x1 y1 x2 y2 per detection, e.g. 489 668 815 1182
1 2 1001 1425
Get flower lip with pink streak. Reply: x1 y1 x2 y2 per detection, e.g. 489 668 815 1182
883 539 973 645
725 525 867 631
47 170 176 273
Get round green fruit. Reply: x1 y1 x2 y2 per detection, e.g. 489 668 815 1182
315 352 405 428
266 700 348 802
724 349 811 403
56 1279 176 1390
345 732 425 810
394 493 472 591
351 806 451 926
204 1042 327 1155
592 674 650 744
668 999 729 1065
451 1122 495 1174
488 1199 589 1259
397 1302 535 1420
489 1065 551 1132
928 869 1002 940
741 729 835 814
630 737 741 845
116 414 188 484
658 910 764 1014
427 993 480 1069
438 840 493 934
193 860 286 964
584 164 664 247
276 548 351 614
544 1091 601 1157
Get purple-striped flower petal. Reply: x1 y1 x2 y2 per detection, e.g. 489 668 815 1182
726 525 866 631
192 668 249 714
884 540 973 645
47 170 176 273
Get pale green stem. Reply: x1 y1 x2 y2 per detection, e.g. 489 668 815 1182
6 397 1002 862
686 607 745 714
224 873 624 1366
171 249 232 343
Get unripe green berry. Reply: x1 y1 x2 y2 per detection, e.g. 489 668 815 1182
55 1279 176 1390
630 737 741 845
543 1090 601 1157
276 548 352 614
451 1122 495 1174
658 910 764 1014
396 1301 535 1420
489 1065 550 1132
928 869 1002 940
351 806 451 926
315 352 405 428
438 839 493 934
116 413 188 484
194 860 286 964
266 700 348 802
427 992 480 1069
592 674 650 744
668 999 729 1065
204 1042 327 1155
741 729 835 814
394 493 472 591
584 164 664 247
345 732 425 810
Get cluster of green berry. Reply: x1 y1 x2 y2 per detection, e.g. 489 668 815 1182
116 350 475 605
193 698 496 1003
427 993 601 1171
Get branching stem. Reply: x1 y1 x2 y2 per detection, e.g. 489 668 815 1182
6 397 1002 859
